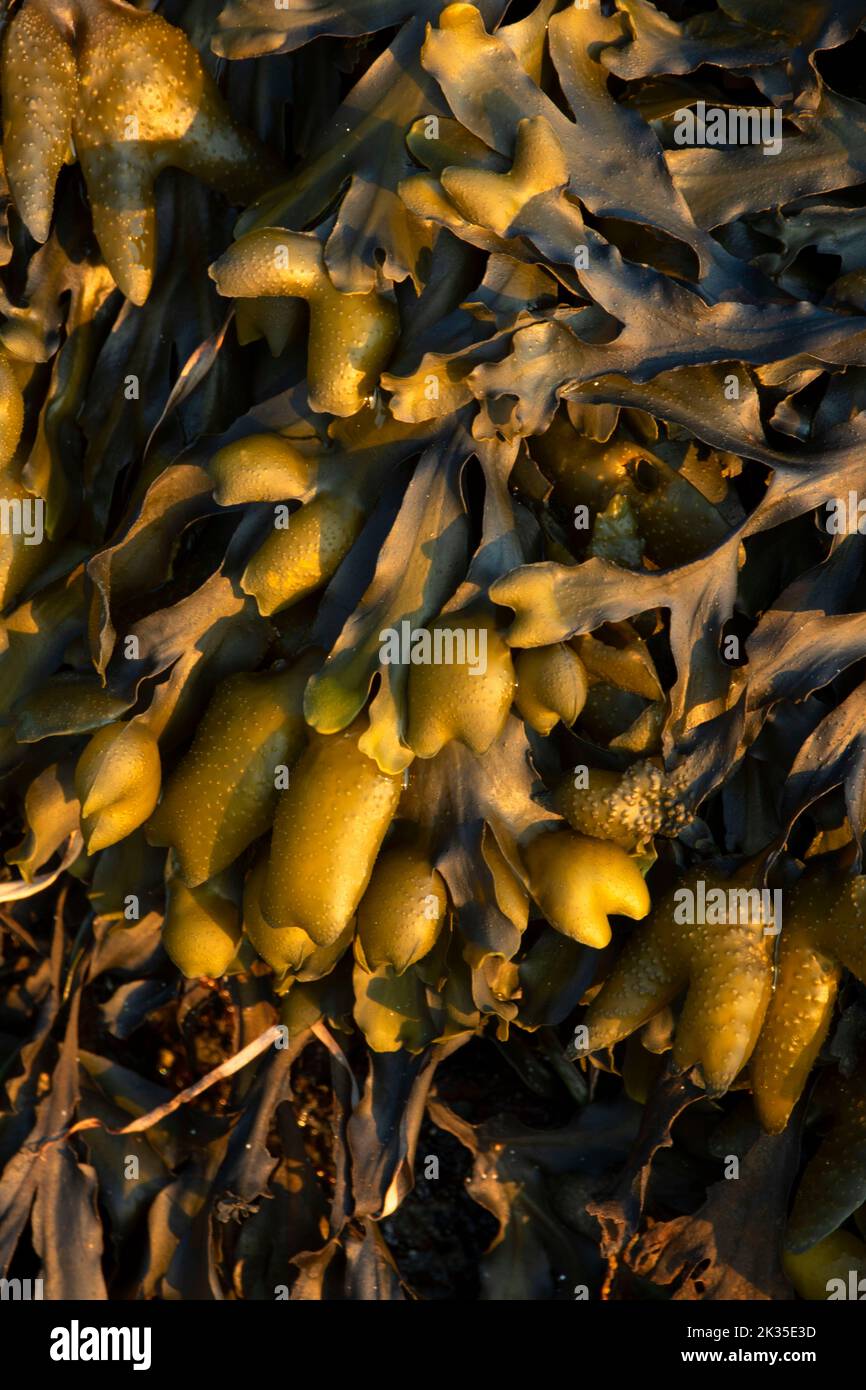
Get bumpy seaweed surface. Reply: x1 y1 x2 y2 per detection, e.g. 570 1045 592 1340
1 0 866 1302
